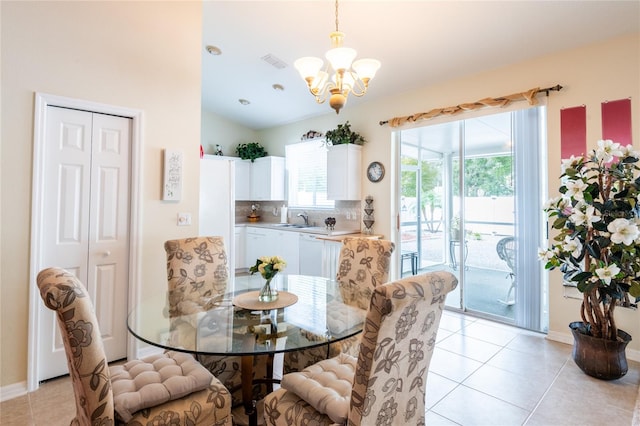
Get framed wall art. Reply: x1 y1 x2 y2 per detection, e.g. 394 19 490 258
162 149 183 201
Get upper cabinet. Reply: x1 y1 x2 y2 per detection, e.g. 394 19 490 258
236 156 285 201
235 159 251 200
327 144 362 200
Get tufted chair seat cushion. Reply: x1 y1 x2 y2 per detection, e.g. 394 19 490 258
325 300 367 335
280 353 357 424
110 351 214 422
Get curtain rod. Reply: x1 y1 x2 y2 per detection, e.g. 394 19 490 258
379 84 563 127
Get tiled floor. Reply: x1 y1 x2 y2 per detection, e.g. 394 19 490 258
2 310 638 425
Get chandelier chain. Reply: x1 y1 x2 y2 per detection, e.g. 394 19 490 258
334 0 340 32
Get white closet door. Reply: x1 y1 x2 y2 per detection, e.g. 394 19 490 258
38 106 130 380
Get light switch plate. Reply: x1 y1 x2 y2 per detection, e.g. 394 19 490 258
177 212 192 226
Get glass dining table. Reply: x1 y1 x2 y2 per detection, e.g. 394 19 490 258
127 274 365 426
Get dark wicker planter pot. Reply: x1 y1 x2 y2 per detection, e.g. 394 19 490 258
569 321 632 380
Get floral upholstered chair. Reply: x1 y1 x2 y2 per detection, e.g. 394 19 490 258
283 238 395 374
37 267 232 426
164 236 268 406
263 270 458 426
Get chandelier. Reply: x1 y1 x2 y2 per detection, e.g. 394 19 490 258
294 0 381 114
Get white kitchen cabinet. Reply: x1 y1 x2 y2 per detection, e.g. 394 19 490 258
245 227 269 268
327 144 362 200
235 159 251 201
245 227 300 274
250 156 285 201
274 230 300 274
234 226 246 270
322 240 343 279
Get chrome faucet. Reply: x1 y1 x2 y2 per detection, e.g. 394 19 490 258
297 212 309 226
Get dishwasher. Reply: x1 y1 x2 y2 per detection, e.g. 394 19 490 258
298 233 324 277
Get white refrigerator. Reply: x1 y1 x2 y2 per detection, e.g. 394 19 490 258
199 155 236 289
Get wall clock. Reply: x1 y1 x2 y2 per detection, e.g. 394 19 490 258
367 161 385 183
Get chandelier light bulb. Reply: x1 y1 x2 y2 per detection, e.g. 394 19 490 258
294 0 380 114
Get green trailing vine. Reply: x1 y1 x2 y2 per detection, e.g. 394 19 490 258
236 142 268 162
324 121 366 146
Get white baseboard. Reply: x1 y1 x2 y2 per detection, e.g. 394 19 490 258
546 331 640 362
0 381 27 402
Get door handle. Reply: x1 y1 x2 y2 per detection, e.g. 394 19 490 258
103 250 111 257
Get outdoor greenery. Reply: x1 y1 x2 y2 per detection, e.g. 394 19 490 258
400 154 513 233
455 156 513 197
236 142 268 162
541 139 640 341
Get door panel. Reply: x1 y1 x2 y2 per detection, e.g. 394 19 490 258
38 107 130 380
89 113 130 361
398 108 546 331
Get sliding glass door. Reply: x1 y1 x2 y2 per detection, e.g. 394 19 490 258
398 107 547 331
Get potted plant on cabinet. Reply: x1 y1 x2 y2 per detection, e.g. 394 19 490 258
324 121 366 146
236 142 267 162
540 139 640 380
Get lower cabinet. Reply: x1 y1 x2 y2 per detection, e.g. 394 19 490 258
234 226 246 270
322 240 342 279
245 227 299 274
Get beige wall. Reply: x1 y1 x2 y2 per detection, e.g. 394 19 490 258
201 109 258 156
1 0 638 392
258 33 640 354
1 1 203 387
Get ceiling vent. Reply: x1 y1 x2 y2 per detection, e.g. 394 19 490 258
261 54 288 69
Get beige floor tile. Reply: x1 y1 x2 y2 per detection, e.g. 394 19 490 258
0 395 34 426
505 333 572 358
436 333 503 363
439 311 477 333
425 372 459 409
463 363 553 411
487 346 569 381
431 384 529 426
27 376 75 425
460 321 520 346
424 410 461 425
429 347 483 383
554 361 640 412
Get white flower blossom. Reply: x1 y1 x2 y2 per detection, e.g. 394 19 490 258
538 247 555 262
594 139 623 163
562 236 583 257
543 196 561 211
564 179 588 201
607 218 640 245
561 155 583 174
622 144 640 159
569 205 601 227
595 264 621 285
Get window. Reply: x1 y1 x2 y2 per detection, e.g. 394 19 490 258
286 141 334 208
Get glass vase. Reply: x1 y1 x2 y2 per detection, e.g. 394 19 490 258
258 277 278 302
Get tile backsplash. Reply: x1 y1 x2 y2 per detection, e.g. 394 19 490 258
236 200 362 231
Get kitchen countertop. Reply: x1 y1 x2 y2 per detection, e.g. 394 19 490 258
237 222 365 237
315 233 383 242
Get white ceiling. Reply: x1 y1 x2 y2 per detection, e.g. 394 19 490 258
202 1 639 130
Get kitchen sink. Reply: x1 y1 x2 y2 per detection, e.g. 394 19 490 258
261 223 359 236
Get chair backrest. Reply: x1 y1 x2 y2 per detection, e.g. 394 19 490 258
336 238 395 310
496 236 516 272
348 270 458 426
37 267 115 425
164 236 229 316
